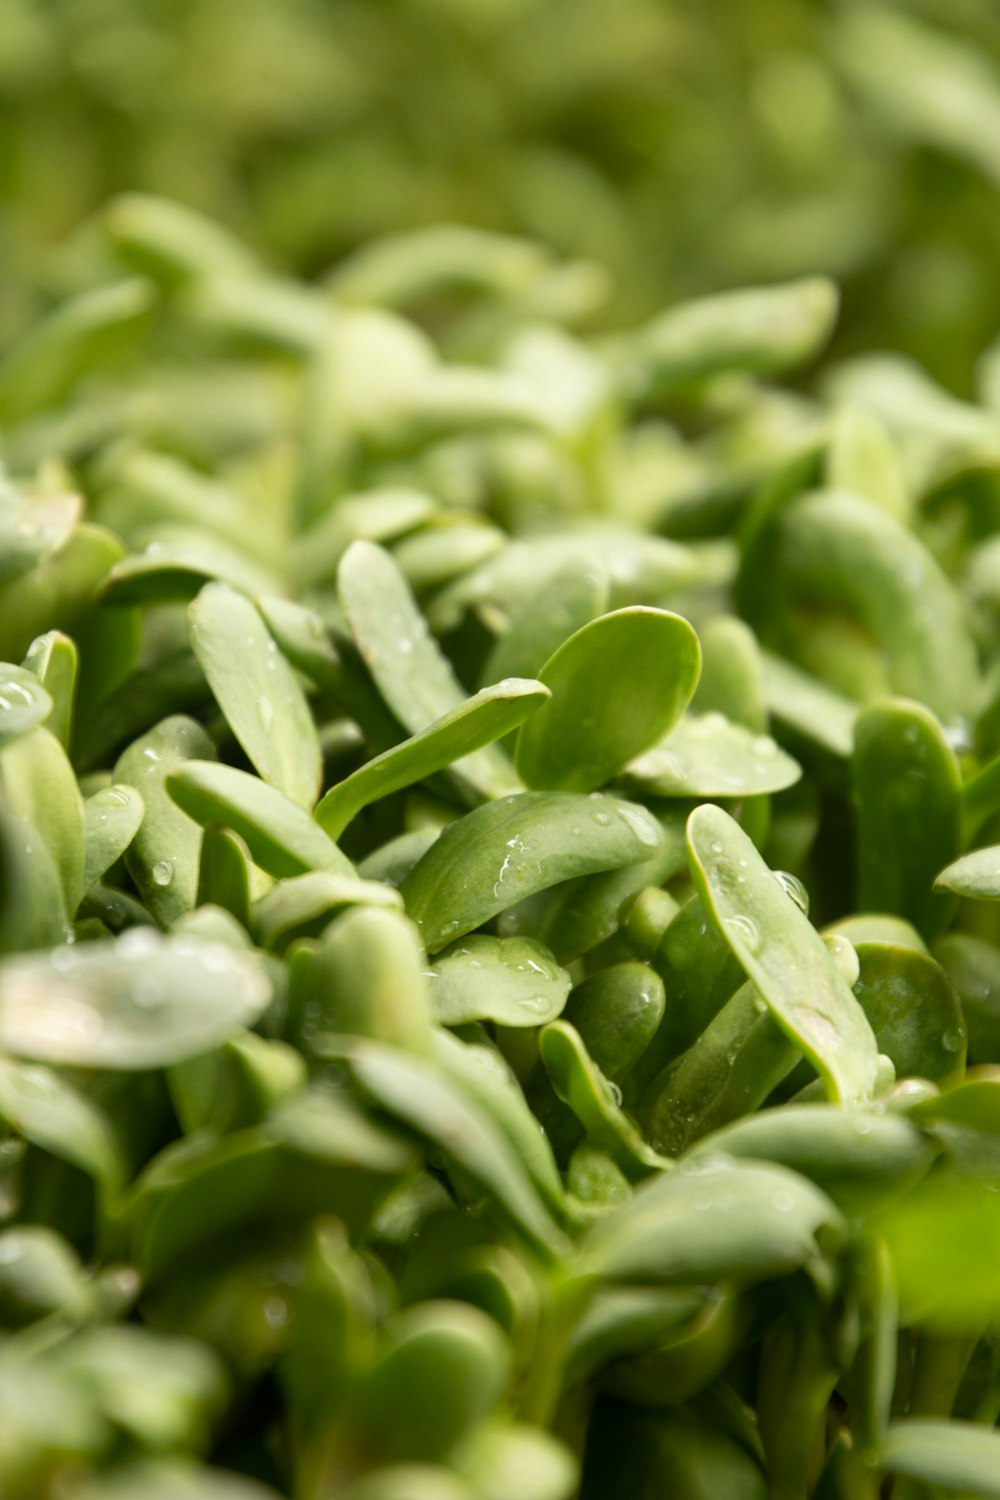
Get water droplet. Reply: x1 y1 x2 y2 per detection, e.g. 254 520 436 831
773 1192 794 1212
723 914 761 953
617 806 660 848
941 1026 966 1054
605 1079 624 1107
151 859 174 888
516 996 549 1015
752 735 778 760
772 869 809 915
255 695 274 732
591 810 611 827
710 840 724 855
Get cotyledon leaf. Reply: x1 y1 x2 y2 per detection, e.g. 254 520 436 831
759 652 858 758
0 1056 126 1191
539 1021 667 1180
852 699 961 940
582 1154 843 1286
625 712 800 798
338 539 520 800
427 935 571 1027
340 1038 569 1258
188 582 321 809
853 943 966 1085
687 804 880 1103
0 725 86 913
514 607 700 793
401 792 664 951
620 276 838 398
880 1420 1000 1497
115 716 217 925
0 663 51 747
83 784 144 892
432 1028 566 1220
0 930 272 1069
935 845 1000 900
315 678 550 839
167 761 353 880
20 631 76 749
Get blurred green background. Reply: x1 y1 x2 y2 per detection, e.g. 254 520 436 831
5 0 1000 391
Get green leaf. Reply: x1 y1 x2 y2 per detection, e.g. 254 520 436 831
514 608 699 792
539 1021 667 1179
625 712 800 798
358 1301 510 1464
691 617 767 733
401 791 664 951
0 279 155 423
131 1086 413 1281
0 664 51 747
854 943 966 1084
583 1155 842 1286
115 716 217 925
251 871 402 951
82 784 144 892
188 583 321 809
0 931 272 1069
0 524 124 663
0 484 81 585
428 935 571 1027
338 539 520 800
341 1039 569 1258
0 808 69 953
20 632 76 748
563 963 666 1081
0 1057 125 1190
432 1029 566 1220
622 277 838 397
195 825 252 927
759 652 858 758
936 844 1000 899
692 1105 935 1215
687 804 880 1103
292 905 431 1053
102 540 275 607
167 760 352 879
853 699 961 939
881 1420 1000 1496
0 1226 91 1328
315 678 550 839
0 726 86 913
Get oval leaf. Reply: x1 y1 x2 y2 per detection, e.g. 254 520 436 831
625 712 800 798
428 935 571 1027
515 608 700 793
0 932 272 1069
401 792 664 952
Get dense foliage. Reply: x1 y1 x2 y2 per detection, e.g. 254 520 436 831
7 0 1000 388
6 195 1000 1497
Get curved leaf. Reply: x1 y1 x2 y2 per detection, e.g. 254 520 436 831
0 932 272 1069
188 582 321 809
402 791 664 951
687 804 879 1103
515 607 700 793
428 935 571 1028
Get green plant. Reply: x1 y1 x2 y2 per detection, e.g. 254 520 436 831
5 196 1000 1497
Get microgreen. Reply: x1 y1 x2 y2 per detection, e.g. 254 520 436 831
5 194 1000 1500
